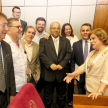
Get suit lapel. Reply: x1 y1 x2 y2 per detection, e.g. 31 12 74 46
1 41 7 77
48 36 57 55
58 36 63 56
31 42 36 62
21 39 26 51
79 39 84 60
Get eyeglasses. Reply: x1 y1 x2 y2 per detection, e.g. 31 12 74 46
51 27 60 30
14 11 21 14
9 26 23 30
0 23 8 28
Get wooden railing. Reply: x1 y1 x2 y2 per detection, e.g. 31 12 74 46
73 94 108 108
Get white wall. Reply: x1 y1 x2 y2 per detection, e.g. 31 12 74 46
1 0 97 39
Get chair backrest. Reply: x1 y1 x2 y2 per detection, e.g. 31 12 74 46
7 83 45 108
73 94 108 108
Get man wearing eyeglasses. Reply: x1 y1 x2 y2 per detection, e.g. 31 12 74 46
12 6 27 35
4 18 31 94
39 22 72 108
0 13 16 108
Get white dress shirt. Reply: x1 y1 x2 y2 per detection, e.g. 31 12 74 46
4 34 27 92
51 35 59 50
24 40 33 62
82 39 90 55
66 35 78 48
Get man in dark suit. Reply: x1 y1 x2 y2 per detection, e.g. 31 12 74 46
70 23 93 94
12 6 27 35
0 12 16 108
39 22 72 108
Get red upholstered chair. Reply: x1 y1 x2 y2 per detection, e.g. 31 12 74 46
7 83 45 108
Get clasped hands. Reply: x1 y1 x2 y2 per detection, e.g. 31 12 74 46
50 64 63 71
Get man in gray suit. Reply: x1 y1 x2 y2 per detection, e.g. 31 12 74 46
12 6 27 35
39 22 72 108
0 12 16 108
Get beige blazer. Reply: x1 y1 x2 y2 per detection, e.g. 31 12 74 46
21 39 40 83
79 48 108 95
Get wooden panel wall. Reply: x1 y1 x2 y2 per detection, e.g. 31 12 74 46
0 0 1 12
93 0 108 34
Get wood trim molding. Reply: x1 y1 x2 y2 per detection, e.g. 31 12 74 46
0 0 1 12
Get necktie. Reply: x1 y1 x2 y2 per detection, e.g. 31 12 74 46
84 40 88 61
54 38 58 56
0 45 6 93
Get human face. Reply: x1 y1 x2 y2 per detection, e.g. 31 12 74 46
49 22 60 38
24 28 35 42
90 34 103 50
0 17 8 41
9 21 22 40
35 20 45 33
64 25 71 36
12 8 21 19
80 26 91 40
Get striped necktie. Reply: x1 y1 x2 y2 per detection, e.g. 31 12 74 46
0 45 6 93
84 40 88 61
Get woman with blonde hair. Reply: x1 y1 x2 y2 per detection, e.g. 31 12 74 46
64 28 108 100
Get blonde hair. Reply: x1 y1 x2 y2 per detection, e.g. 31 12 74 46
89 28 108 45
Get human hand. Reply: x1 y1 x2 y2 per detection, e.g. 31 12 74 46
57 65 63 70
88 92 102 100
63 73 74 84
26 68 32 75
10 96 15 103
50 64 57 71
44 34 49 40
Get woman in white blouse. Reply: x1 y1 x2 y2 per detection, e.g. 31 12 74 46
61 23 78 106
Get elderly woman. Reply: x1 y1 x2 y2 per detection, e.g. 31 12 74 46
64 28 108 100
61 23 78 106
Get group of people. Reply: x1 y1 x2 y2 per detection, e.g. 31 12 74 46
0 5 108 108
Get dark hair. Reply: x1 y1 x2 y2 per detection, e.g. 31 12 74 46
0 12 7 20
24 26 36 34
12 6 20 12
89 28 108 45
61 23 74 37
7 18 19 26
80 23 92 31
35 17 46 24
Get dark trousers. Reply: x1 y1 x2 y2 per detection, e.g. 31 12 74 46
37 77 44 93
30 74 37 89
44 80 66 108
76 73 86 94
67 79 74 102
0 90 8 108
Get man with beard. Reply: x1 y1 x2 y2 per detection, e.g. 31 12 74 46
32 17 48 45
4 18 31 93
32 17 48 93
21 26 40 88
12 6 27 35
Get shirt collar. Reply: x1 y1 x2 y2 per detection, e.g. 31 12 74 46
51 35 59 41
36 31 46 38
24 39 33 47
82 39 90 43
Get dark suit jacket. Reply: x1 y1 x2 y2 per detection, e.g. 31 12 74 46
20 20 27 35
70 39 93 83
39 36 72 82
1 40 16 104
